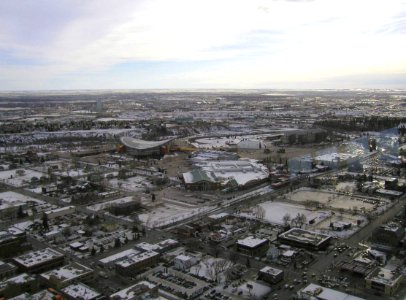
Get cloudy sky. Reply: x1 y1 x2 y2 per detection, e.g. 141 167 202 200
1 0 406 90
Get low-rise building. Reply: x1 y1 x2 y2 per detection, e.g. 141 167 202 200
61 283 102 300
0 260 18 280
278 228 331 251
365 267 404 296
174 254 198 271
258 266 284 284
297 283 364 300
115 251 160 277
110 281 158 300
371 222 404 248
236 236 269 256
40 262 94 289
0 227 29 258
13 248 65 273
0 273 37 298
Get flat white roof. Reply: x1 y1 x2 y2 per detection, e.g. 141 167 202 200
100 249 140 264
62 283 101 300
260 266 283 276
300 283 364 300
237 236 268 248
14 248 64 268
116 251 159 268
40 262 93 282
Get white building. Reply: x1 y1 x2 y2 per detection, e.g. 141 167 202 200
174 254 197 271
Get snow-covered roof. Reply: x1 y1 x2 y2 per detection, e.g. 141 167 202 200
300 283 364 300
120 137 173 150
237 236 268 248
115 251 159 268
14 248 64 268
100 249 140 264
40 262 93 282
0 273 35 290
259 266 283 276
110 281 156 300
62 283 101 300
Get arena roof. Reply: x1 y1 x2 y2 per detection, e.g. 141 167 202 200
120 137 173 150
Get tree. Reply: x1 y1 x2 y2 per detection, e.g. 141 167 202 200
91 247 96 256
114 237 121 248
17 205 25 218
282 213 291 228
42 212 49 231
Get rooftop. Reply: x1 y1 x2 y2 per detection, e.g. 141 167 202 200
0 273 35 290
115 251 159 268
14 248 64 268
279 228 331 247
62 283 101 300
40 262 93 282
300 283 364 300
237 236 268 248
366 267 403 286
259 266 283 276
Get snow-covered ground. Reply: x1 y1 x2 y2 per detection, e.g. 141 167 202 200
0 169 44 187
223 281 271 299
287 188 381 212
239 201 330 227
138 204 215 228
313 213 368 239
190 257 233 283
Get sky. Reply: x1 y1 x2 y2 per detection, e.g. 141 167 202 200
1 0 406 91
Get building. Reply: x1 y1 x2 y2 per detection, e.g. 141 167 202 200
258 266 284 284
13 248 65 273
0 227 29 258
44 206 76 219
371 222 404 248
115 251 160 277
0 273 38 299
174 254 198 271
365 267 404 296
278 228 331 251
182 169 219 191
297 283 364 300
110 281 159 300
236 236 269 256
61 283 103 300
39 262 94 289
0 261 17 280
120 137 173 157
99 249 141 268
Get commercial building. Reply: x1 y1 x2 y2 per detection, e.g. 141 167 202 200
0 227 28 258
258 266 284 284
44 206 76 219
236 236 269 256
365 267 404 296
61 283 102 300
183 169 219 191
39 262 94 289
0 273 37 299
297 283 364 300
0 261 17 280
371 222 405 248
278 228 331 251
115 251 160 277
13 248 65 273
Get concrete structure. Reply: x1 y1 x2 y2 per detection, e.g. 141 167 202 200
278 228 331 251
40 262 94 289
236 236 269 256
182 169 219 191
120 137 173 157
110 281 158 300
13 248 65 273
258 266 284 284
371 222 404 247
365 267 404 296
44 206 75 219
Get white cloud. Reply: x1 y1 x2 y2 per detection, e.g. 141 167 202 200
0 0 406 89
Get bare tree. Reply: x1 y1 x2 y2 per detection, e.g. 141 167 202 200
282 213 291 227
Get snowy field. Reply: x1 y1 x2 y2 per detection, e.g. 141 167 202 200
239 201 330 227
138 204 215 228
287 188 378 212
0 191 45 211
0 169 44 187
190 257 233 283
222 281 271 299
